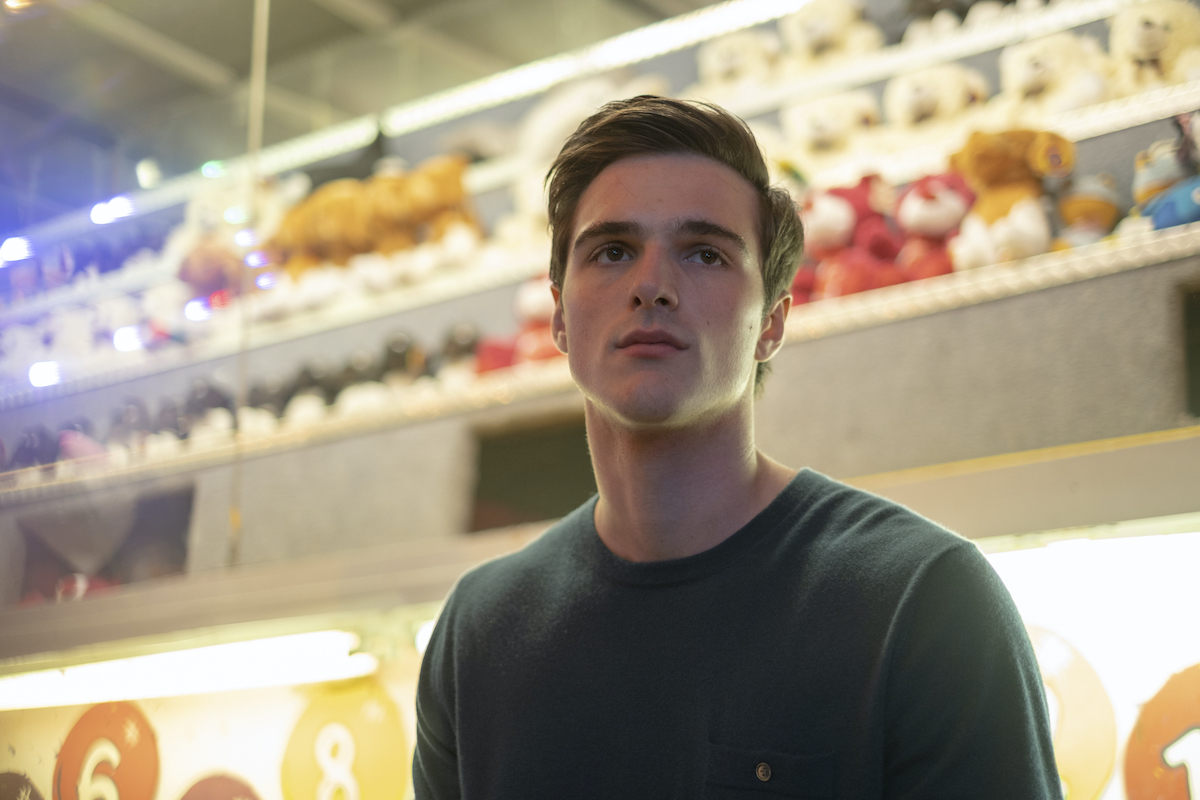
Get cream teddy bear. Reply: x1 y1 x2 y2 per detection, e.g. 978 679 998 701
688 30 781 101
779 90 882 177
1109 0 1200 97
991 32 1114 125
777 0 884 76
884 63 989 126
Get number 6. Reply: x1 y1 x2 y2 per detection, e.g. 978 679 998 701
78 738 121 800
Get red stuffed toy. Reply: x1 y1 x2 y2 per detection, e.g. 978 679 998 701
894 173 975 281
799 175 906 300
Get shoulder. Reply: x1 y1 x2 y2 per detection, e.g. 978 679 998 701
785 469 974 581
441 497 597 626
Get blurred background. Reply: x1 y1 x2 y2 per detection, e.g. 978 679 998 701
1 1 1199 799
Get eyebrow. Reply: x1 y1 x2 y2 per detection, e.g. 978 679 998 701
572 218 749 257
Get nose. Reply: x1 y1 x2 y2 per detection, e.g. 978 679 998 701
629 243 678 311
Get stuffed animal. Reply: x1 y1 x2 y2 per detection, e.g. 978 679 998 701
895 173 976 280
521 73 671 164
688 30 781 99
267 154 482 281
883 63 990 132
178 236 245 297
1051 174 1121 249
780 90 882 176
1109 0 1200 97
948 129 1075 269
993 32 1114 125
368 153 481 250
800 175 907 299
902 7 961 46
777 0 884 76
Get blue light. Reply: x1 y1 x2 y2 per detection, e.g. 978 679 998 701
201 161 226 178
234 228 258 247
224 206 249 225
0 237 33 264
28 361 61 388
244 251 268 268
184 299 212 321
255 271 277 290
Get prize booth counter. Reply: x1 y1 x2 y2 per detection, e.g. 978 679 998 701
0 426 1197 800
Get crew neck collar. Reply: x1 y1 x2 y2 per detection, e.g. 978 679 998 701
581 468 820 587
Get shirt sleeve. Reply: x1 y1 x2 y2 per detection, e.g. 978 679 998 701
412 608 462 800
882 543 1063 800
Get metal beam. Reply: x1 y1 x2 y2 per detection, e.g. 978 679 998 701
54 0 237 91
310 0 513 76
387 21 514 76
53 0 351 129
307 0 396 30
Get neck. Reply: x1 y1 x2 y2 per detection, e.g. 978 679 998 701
586 399 796 562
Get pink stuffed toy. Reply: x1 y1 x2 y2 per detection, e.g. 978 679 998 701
894 173 975 281
799 175 907 299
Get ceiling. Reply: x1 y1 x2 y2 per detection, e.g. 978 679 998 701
0 0 713 239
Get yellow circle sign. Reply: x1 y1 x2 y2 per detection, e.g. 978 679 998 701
281 678 409 800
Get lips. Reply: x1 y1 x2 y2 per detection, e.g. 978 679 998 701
616 328 687 350
615 329 687 358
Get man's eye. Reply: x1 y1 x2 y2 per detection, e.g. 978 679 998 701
689 249 723 265
597 246 629 263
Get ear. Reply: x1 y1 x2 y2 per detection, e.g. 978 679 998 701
550 282 568 355
755 290 792 362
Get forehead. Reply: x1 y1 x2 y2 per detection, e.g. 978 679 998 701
571 153 761 247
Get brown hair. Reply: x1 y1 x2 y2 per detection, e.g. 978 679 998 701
545 95 804 391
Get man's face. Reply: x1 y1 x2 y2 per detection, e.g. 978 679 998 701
551 153 788 430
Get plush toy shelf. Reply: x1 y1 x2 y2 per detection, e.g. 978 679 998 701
0 252 547 411
784 219 1200 341
2 0 1135 251
4 219 1199 507
727 0 1133 119
808 80 1200 189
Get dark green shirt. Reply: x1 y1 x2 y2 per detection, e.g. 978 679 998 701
414 469 1060 799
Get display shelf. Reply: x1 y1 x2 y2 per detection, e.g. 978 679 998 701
728 0 1133 119
808 79 1200 189
7 70 1189 410
0 251 547 411
0 518 548 666
5 219 1200 505
0 261 177 329
0 357 577 510
1 0 1132 252
783 219 1200 342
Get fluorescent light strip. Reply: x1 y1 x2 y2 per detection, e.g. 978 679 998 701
0 630 378 711
380 0 812 137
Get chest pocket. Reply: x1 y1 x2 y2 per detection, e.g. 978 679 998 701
704 744 835 799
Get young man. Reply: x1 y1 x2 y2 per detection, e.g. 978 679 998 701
413 96 1060 799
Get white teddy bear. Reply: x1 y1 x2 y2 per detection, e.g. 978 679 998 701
1109 0 1200 97
883 62 990 140
777 0 884 76
779 90 882 177
687 30 782 101
991 32 1114 126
